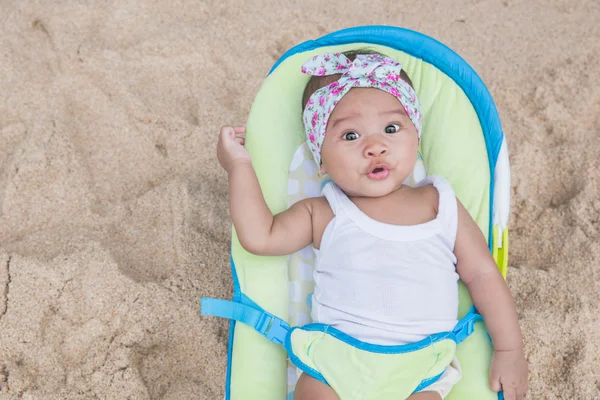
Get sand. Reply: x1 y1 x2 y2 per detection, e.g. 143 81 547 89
0 0 598 399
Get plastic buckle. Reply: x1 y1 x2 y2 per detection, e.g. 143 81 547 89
458 319 475 342
453 312 483 344
257 313 290 345
265 318 291 345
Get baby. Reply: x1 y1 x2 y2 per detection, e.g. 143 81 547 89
216 51 528 400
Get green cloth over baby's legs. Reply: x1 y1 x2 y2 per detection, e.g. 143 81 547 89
288 327 457 400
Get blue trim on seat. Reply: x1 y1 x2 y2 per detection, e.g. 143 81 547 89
225 255 240 400
268 25 504 249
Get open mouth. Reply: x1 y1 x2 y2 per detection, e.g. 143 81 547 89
367 165 390 180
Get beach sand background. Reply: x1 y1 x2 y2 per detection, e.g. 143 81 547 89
0 0 599 398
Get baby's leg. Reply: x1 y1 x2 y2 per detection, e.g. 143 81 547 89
293 373 339 400
407 391 442 400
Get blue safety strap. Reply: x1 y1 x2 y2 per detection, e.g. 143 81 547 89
201 297 290 345
203 297 483 347
452 306 484 344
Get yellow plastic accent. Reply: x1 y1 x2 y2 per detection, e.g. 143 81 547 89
492 226 499 268
492 226 509 280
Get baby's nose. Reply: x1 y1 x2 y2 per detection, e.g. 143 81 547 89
364 142 388 157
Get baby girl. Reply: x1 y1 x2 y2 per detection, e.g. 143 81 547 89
216 51 527 400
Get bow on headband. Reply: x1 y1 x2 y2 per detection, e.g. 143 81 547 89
301 53 423 166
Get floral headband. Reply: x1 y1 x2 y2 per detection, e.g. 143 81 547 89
301 52 423 166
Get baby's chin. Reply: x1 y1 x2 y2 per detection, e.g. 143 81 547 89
334 178 404 198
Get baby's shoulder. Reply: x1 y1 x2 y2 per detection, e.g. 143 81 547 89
303 196 334 250
410 182 440 212
305 195 333 219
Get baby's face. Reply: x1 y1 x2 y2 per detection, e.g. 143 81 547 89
320 87 419 198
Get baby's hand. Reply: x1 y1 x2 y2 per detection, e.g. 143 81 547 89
217 126 250 172
490 348 528 399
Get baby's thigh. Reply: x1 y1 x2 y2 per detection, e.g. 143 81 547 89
293 373 339 400
407 391 442 400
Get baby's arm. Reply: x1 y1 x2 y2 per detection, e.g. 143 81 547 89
454 200 528 400
217 126 313 256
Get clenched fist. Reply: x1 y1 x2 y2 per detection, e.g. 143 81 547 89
217 126 251 172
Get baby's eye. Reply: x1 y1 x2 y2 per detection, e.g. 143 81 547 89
342 131 359 141
385 123 401 134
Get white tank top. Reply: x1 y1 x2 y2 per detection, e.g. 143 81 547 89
311 176 460 345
